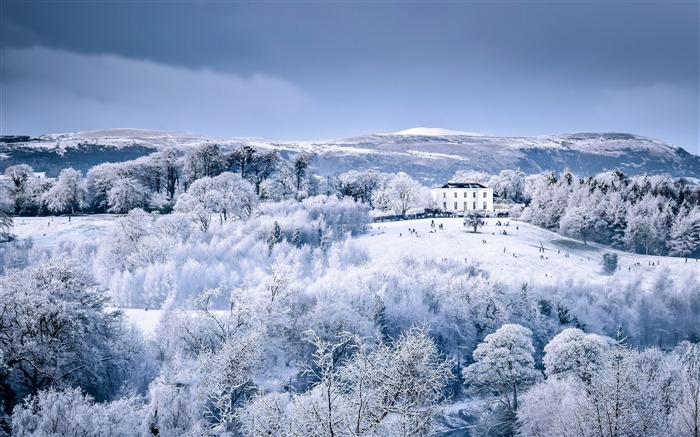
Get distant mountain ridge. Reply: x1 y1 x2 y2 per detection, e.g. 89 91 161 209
1 128 698 183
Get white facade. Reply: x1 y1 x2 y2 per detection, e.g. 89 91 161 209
432 181 494 212
493 197 524 212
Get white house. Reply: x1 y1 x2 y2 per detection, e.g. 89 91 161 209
432 181 494 213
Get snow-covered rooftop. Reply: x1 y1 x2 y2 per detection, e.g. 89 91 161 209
438 181 488 189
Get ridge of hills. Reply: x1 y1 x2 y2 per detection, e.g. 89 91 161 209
1 128 698 182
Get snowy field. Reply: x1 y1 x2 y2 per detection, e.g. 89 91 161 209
12 214 699 336
363 217 698 288
13 214 118 250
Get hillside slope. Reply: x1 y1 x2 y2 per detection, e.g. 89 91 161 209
13 215 695 292
2 128 698 182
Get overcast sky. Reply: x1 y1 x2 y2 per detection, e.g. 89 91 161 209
1 1 698 153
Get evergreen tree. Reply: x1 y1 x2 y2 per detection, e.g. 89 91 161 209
267 221 283 254
668 205 700 258
291 227 302 248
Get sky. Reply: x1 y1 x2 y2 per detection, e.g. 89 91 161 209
1 1 698 154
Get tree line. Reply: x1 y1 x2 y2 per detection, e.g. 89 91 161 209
1 144 435 229
518 169 700 258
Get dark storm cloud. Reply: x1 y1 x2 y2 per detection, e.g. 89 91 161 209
4 2 696 83
1 46 312 137
1 1 698 152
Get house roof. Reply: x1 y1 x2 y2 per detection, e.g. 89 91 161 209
438 181 488 189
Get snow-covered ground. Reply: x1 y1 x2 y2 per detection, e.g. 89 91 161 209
119 308 163 337
361 217 698 288
12 215 118 250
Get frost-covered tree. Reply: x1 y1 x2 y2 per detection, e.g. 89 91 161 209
376 172 424 216
241 327 451 437
542 328 613 384
450 169 491 185
521 333 681 437
174 180 213 231
98 208 154 272
0 196 14 242
463 323 539 426
260 162 297 201
488 169 525 202
602 252 618 275
183 143 227 186
0 258 137 408
517 377 583 437
209 172 258 222
85 163 121 212
592 190 628 247
293 153 312 195
107 177 149 213
582 341 679 436
465 211 485 233
3 164 40 215
174 172 257 225
559 204 596 244
228 145 255 178
337 170 384 208
142 356 206 436
199 330 263 433
624 193 665 255
145 148 182 200
266 221 284 255
668 205 700 258
673 342 700 437
11 387 143 437
339 327 452 436
291 227 302 248
247 150 278 195
43 168 86 214
521 171 562 229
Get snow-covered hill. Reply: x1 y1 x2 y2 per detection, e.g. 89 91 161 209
13 215 695 292
13 214 697 330
2 128 698 182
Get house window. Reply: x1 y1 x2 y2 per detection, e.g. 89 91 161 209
483 201 487 210
473 202 476 209
463 202 467 210
463 192 467 198
454 202 458 210
472 192 476 198
443 202 447 209
442 192 446 198
454 192 457 198
483 192 487 198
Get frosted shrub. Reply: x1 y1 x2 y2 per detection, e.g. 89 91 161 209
12 388 144 437
602 252 618 274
